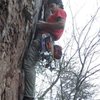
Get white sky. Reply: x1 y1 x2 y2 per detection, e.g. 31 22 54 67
58 0 100 47
36 1 100 99
60 0 100 99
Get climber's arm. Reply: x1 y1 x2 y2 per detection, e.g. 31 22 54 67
37 17 66 31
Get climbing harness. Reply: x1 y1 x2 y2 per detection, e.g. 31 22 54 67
39 33 55 70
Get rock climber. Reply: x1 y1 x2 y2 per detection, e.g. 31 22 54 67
23 0 67 100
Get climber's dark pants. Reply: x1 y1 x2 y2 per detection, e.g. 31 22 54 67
23 41 39 98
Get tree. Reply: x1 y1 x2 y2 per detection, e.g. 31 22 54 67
0 0 42 99
55 62 94 100
36 2 100 100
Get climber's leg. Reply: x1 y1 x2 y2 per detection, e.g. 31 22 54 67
23 42 39 98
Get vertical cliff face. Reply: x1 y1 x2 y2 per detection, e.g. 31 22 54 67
0 0 42 100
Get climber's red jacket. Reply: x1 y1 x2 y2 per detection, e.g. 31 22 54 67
47 8 67 40
37 8 67 41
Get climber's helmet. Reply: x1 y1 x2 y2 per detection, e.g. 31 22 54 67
48 0 63 13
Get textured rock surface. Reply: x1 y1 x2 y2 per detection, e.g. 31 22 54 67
0 0 42 100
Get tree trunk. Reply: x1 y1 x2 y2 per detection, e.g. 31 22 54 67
0 0 42 100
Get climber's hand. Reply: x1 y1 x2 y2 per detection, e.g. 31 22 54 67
36 20 46 29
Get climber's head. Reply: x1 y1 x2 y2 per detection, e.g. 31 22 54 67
48 0 63 13
54 45 62 59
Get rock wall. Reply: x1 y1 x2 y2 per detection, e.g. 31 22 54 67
0 0 42 100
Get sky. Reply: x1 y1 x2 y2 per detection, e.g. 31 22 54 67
58 0 100 46
36 1 100 100
60 0 100 99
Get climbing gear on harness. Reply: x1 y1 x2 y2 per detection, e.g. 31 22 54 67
33 33 62 70
40 33 54 56
40 33 54 65
39 33 54 70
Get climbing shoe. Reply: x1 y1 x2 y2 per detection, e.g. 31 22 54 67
23 96 34 100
